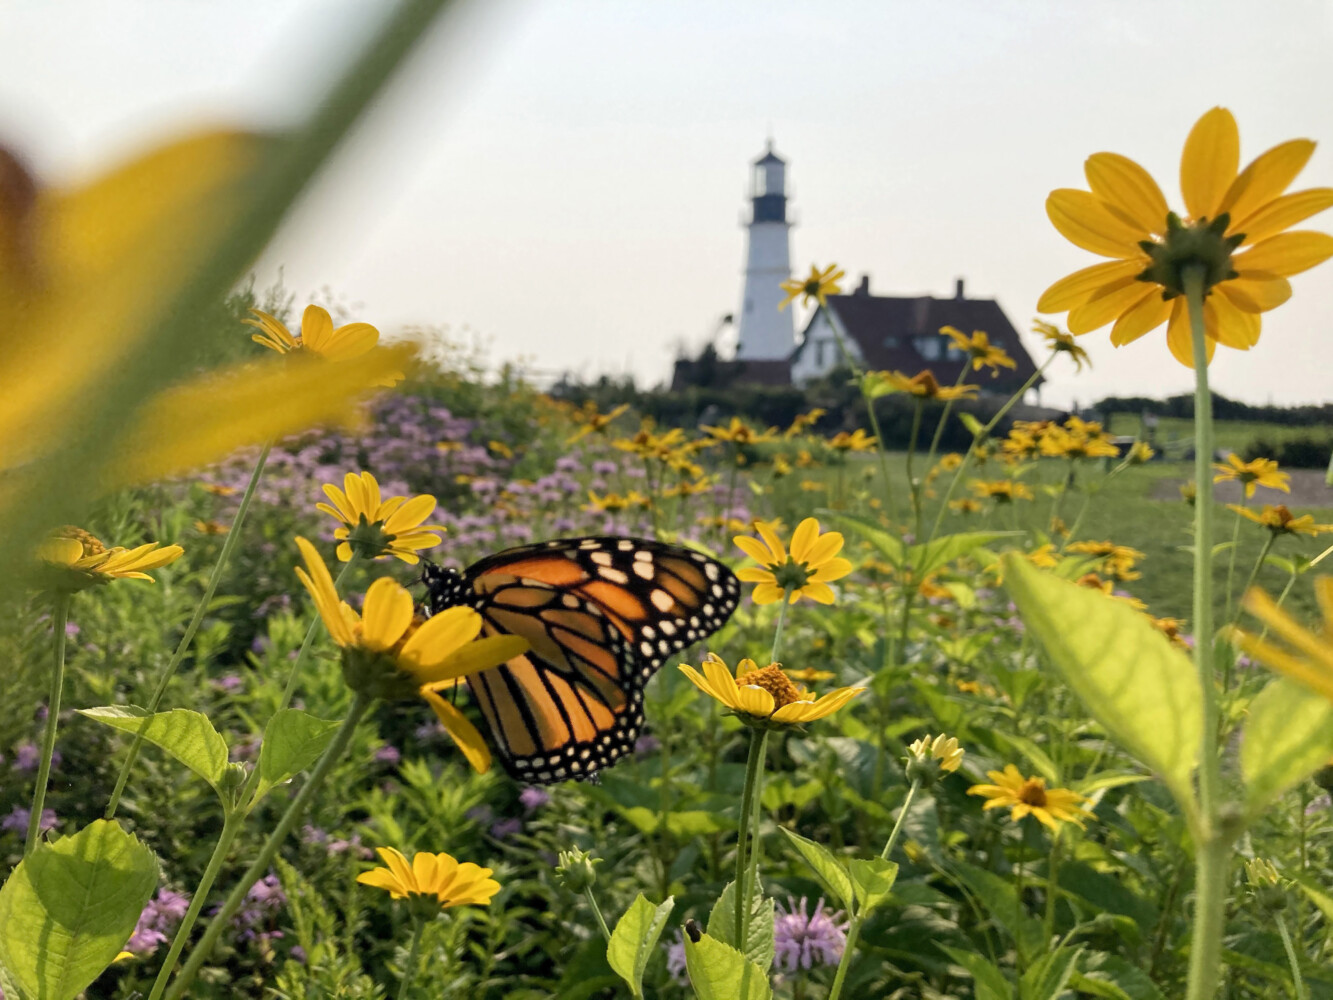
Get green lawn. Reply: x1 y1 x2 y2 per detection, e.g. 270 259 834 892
1106 413 1323 455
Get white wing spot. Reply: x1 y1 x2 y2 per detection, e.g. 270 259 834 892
640 641 655 657
599 567 630 584
618 540 636 551
562 594 581 608
643 626 656 639
590 551 613 566
579 539 601 550
712 584 724 598
650 589 674 612
705 563 720 581
633 561 654 579
660 621 676 636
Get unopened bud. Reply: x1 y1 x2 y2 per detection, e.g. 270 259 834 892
555 847 600 893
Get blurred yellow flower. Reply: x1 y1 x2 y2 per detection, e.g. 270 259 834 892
940 327 1016 376
785 408 826 438
193 520 229 536
680 653 862 727
828 428 877 453
867 370 979 401
317 471 444 564
246 305 400 388
357 847 499 909
779 263 844 310
970 480 1034 503
908 733 965 773
1214 454 1290 498
948 497 983 515
702 416 778 446
585 489 652 513
567 402 630 443
1038 107 1333 367
294 537 525 771
1033 319 1092 371
1229 503 1333 538
967 764 1094 831
37 526 183 591
1231 577 1333 703
784 666 836 683
734 517 853 605
1126 440 1156 464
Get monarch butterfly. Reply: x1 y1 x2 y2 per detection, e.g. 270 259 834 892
422 537 740 783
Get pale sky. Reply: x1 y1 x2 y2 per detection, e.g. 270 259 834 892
4 0 1333 409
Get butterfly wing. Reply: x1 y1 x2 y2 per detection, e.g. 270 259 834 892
433 537 739 782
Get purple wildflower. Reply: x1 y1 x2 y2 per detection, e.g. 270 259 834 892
1 806 56 835
214 673 245 693
374 745 402 766
666 931 689 983
490 818 523 840
125 889 191 955
519 786 550 813
633 734 661 757
13 742 41 772
773 897 848 972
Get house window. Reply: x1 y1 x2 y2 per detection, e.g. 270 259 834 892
882 336 899 349
945 342 966 360
816 340 827 368
913 336 942 360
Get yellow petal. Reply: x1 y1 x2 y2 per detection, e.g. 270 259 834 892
1220 138 1316 223
384 494 437 533
421 689 492 773
1235 231 1333 278
1084 152 1169 235
734 535 776 566
1109 289 1172 346
1233 188 1333 245
702 655 741 708
320 322 380 362
399 606 484 669
1037 259 1144 313
1180 107 1239 221
1165 298 1216 368
754 520 787 564
789 517 824 564
735 685 776 717
294 536 353 645
299 305 336 353
1068 280 1155 334
359 578 414 651
1205 293 1260 350
1217 276 1292 313
808 558 853 583
751 583 786 605
736 567 777 584
1046 189 1148 258
356 867 408 896
409 634 527 687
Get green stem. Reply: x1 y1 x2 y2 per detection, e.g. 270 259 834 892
586 888 612 943
1277 914 1305 1000
1225 533 1274 689
397 918 428 1000
26 595 70 856
145 810 246 1000
163 694 372 1000
1015 853 1027 972
106 444 271 819
1044 831 1062 945
825 917 863 1000
770 591 792 664
734 727 769 946
904 400 925 536
1058 475 1093 551
922 368 971 487
926 355 1054 548
1223 506 1243 624
1182 263 1228 1000
880 779 919 861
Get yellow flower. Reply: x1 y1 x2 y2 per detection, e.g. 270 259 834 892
784 666 836 683
1149 616 1189 649
1032 319 1092 371
939 452 964 471
488 440 514 460
866 370 979 401
702 417 778 446
1229 504 1333 538
1076 572 1149 610
567 402 630 443
799 479 826 493
1230 577 1333 704
316 472 445 564
940 327 1016 376
193 520 229 536
245 305 395 381
948 498 983 515
294 537 526 771
1214 454 1291 498
357 847 499 909
771 456 793 479
37 526 183 591
970 480 1034 503
828 428 877 453
1181 481 1198 506
967 764 1095 831
734 517 853 605
202 483 238 497
779 263 844 311
585 489 652 513
1126 441 1155 464
908 733 965 774
679 653 862 727
1038 107 1333 367
1026 543 1060 569
1066 540 1145 581
785 408 827 438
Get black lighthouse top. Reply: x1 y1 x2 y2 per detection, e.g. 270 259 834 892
750 144 787 224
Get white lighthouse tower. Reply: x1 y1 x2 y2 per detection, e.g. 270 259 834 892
735 143 795 361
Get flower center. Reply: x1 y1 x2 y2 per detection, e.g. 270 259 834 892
55 525 106 557
736 665 803 709
771 558 813 592
1017 778 1048 807
1136 212 1243 299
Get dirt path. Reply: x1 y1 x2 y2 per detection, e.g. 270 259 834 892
1150 468 1333 508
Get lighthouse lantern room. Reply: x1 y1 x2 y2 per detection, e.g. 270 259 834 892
735 144 795 361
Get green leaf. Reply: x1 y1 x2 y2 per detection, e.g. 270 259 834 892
778 828 853 911
1020 946 1082 1000
0 819 159 1000
683 932 772 1000
909 531 1024 577
1073 951 1168 1000
940 946 1014 1000
1240 678 1333 816
950 862 1045 958
254 709 342 803
991 731 1060 784
823 511 904 567
78 706 228 795
0 959 22 1000
707 882 775 971
960 412 985 437
1075 772 1151 796
846 858 898 915
1001 554 1202 813
606 893 673 999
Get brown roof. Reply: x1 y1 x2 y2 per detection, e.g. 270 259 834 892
798 287 1041 391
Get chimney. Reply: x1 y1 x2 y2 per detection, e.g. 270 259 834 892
856 274 870 296
955 277 965 300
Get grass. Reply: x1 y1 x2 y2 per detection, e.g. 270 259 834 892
1106 414 1323 455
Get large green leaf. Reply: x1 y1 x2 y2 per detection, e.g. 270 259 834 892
940 946 1014 1000
707 881 775 971
1240 678 1333 816
1001 554 1202 813
683 932 772 1000
823 511 904 566
950 862 1044 959
1020 946 1082 1000
606 894 673 999
0 820 159 1000
254 709 343 804
909 531 1024 577
778 828 853 911
79 707 228 796
846 858 898 915
1072 951 1168 1000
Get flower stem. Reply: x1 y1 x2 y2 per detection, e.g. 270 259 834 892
105 443 271 820
1044 830 1062 945
1182 263 1228 1000
1225 533 1275 688
397 917 428 1000
26 594 70 856
921 368 971 489
586 888 612 943
770 590 792 664
1223 506 1243 623
1277 913 1306 1000
880 778 919 861
904 400 925 537
825 917 863 1000
734 727 769 947
163 694 372 1000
